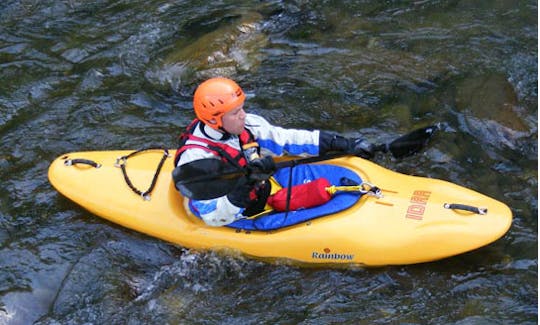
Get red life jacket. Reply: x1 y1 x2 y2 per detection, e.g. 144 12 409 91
173 119 270 216
174 119 256 168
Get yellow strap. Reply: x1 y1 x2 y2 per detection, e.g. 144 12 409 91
326 183 383 198
263 176 281 209
269 176 282 193
245 209 274 219
325 185 363 195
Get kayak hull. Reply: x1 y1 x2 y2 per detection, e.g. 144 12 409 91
48 150 512 267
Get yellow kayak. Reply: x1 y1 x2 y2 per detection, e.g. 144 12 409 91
48 149 512 267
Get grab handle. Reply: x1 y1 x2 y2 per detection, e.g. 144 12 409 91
64 158 101 168
444 203 487 215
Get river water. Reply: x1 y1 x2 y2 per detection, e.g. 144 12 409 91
0 1 537 324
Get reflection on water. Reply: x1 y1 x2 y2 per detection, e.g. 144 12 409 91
0 0 536 324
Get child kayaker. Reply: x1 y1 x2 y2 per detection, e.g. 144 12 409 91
173 77 374 226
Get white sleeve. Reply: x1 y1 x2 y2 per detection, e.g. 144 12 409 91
245 114 320 156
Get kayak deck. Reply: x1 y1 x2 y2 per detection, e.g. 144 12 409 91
48 150 512 266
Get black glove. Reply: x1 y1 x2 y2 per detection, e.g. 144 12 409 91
349 138 375 159
227 156 275 207
319 131 375 159
227 176 253 207
247 156 276 181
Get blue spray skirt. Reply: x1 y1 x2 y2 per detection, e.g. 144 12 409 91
190 164 362 231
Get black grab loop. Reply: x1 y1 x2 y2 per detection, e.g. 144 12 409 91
444 203 487 215
64 158 102 168
115 147 170 201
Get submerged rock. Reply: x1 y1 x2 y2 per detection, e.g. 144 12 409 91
455 73 534 150
150 11 268 89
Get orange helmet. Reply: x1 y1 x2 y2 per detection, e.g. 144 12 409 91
193 77 245 129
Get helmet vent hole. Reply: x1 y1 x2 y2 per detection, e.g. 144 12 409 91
218 99 224 104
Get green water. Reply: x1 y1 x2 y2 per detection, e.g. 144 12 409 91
0 1 536 324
